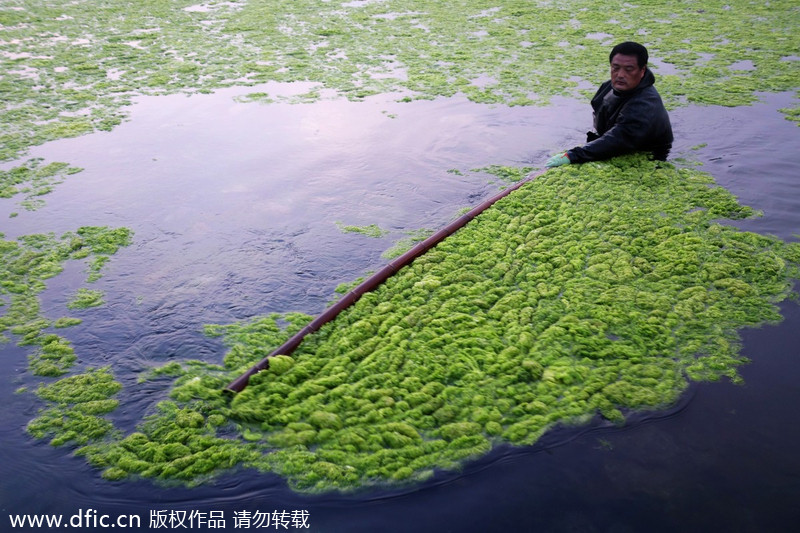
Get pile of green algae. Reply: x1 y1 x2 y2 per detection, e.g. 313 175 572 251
30 156 795 492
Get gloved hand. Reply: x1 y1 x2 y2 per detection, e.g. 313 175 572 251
545 152 571 168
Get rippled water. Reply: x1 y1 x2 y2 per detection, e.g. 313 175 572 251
1 87 798 532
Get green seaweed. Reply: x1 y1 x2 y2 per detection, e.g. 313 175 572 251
77 400 262 486
0 158 82 210
335 222 388 238
140 361 186 383
54 317 83 328
222 156 799 490
67 288 105 310
27 367 121 446
381 228 434 259
6 0 798 496
472 165 534 184
0 226 133 375
28 334 77 377
780 101 800 126
40 156 799 493
2 1 798 162
333 277 366 296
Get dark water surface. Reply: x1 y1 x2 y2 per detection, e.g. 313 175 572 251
1 87 798 532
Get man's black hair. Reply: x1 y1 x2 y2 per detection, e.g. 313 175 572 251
609 42 648 68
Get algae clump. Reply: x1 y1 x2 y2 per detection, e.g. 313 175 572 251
1 226 133 374
223 156 799 491
0 158 82 211
46 156 799 493
27 367 121 446
4 227 131 467
67 289 105 310
336 222 388 238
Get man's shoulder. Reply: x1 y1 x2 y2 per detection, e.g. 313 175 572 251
595 80 613 95
631 84 667 107
591 80 614 107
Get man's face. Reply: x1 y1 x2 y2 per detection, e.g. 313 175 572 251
610 53 646 92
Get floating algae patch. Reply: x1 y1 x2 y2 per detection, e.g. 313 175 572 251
2 1 799 161
335 222 388 238
27 335 77 378
381 228 435 259
472 165 535 186
27 367 122 447
0 158 83 212
780 98 800 126
76 317 311 485
78 398 263 485
67 288 104 310
55 156 800 492
53 317 82 328
0 226 133 374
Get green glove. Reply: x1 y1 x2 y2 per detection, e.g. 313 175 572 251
545 152 571 168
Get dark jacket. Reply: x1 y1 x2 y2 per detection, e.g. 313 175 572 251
567 69 673 162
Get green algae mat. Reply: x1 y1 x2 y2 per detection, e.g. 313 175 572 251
2 0 799 162
25 156 800 492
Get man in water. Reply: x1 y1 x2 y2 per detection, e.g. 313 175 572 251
546 41 673 167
